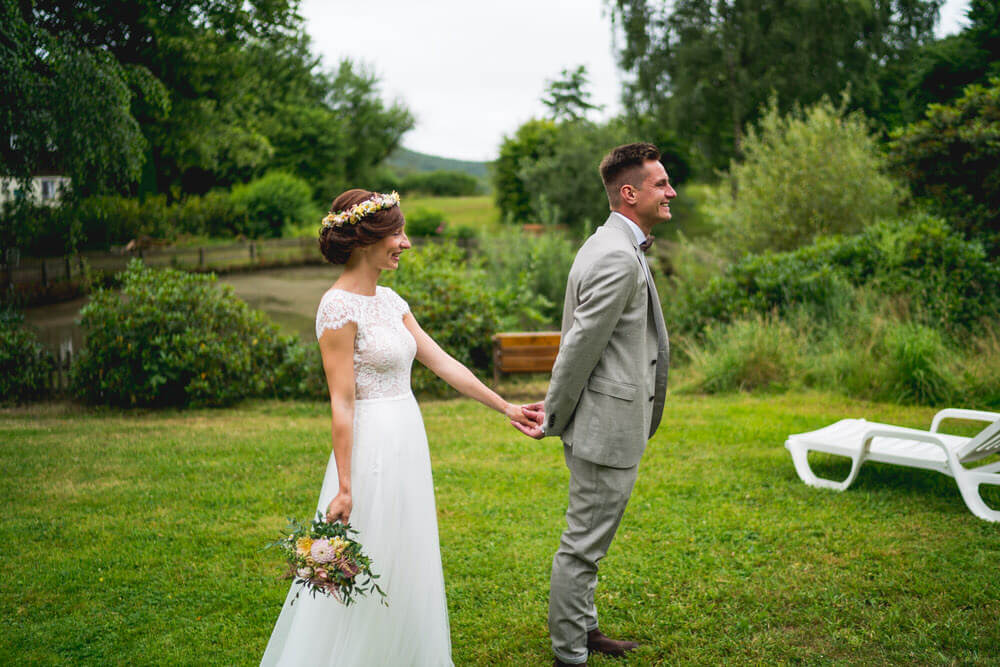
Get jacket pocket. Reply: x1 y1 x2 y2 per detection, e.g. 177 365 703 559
587 375 637 401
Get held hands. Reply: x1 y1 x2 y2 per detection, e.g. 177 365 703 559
325 492 352 524
509 401 545 439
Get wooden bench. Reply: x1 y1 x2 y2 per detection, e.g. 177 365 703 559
492 331 561 385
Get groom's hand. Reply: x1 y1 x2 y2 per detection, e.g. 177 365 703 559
511 402 545 439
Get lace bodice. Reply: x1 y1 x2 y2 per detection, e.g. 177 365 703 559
315 286 416 399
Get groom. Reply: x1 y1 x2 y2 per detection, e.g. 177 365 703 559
516 142 673 665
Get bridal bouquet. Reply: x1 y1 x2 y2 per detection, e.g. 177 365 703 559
269 512 387 607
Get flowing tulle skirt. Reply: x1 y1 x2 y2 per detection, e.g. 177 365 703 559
261 393 453 666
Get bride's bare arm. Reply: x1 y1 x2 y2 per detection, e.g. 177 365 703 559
403 313 541 429
318 322 358 523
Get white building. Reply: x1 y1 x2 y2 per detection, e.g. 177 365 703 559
0 174 72 206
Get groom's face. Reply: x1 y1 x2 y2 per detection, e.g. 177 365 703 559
633 160 676 229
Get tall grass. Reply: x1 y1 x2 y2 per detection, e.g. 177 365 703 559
677 290 997 408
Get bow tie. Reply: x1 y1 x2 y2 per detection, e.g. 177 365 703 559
639 235 654 252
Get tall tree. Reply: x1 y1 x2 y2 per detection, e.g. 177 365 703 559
5 0 412 198
889 77 1000 255
609 0 942 171
541 65 604 121
886 0 1000 126
0 0 163 194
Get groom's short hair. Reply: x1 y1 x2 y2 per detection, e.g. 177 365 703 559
600 143 661 208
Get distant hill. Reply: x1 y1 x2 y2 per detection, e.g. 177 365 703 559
386 147 489 180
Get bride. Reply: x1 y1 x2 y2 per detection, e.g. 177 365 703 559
261 189 541 666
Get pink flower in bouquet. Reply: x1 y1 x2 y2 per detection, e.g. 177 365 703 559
296 567 313 579
310 538 336 563
337 558 361 579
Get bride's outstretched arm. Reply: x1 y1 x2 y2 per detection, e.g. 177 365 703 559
403 313 542 429
318 322 358 523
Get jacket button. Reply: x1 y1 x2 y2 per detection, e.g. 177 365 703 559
651 359 656 365
649 395 655 402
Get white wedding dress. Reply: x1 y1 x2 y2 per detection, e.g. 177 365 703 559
261 286 453 666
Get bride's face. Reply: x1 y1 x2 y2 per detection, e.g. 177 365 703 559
369 224 411 270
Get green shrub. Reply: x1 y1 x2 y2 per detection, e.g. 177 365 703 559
400 170 480 196
480 229 577 327
671 213 1000 338
706 97 903 255
405 207 446 237
381 241 544 395
229 171 320 238
269 336 327 400
75 195 173 248
0 199 65 256
0 310 54 403
169 190 249 237
70 260 304 407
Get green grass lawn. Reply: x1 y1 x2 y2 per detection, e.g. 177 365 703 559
2 391 998 664
404 195 500 233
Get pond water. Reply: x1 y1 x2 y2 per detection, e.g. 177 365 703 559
22 264 343 357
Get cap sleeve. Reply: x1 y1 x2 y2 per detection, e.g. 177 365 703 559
315 290 360 339
383 287 411 318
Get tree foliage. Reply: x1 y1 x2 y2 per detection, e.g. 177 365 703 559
0 0 162 194
707 97 903 255
609 0 941 171
2 0 412 200
541 65 603 122
492 119 561 224
889 77 1000 255
886 0 1000 126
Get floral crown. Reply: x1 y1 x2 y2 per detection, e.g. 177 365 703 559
321 191 400 228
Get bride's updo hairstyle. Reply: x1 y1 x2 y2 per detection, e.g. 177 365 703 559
318 188 404 264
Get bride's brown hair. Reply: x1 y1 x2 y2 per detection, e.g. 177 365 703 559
318 189 405 264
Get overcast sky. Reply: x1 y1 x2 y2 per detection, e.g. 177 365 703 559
300 0 972 163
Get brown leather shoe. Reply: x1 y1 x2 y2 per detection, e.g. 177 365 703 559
586 628 639 658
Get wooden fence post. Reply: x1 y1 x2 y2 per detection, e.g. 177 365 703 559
198 247 205 269
40 259 48 286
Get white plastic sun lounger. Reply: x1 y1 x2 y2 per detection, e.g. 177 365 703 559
786 409 1000 521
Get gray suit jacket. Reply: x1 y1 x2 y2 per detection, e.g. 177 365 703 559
543 214 669 468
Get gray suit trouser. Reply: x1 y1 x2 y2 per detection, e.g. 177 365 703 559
550 443 639 664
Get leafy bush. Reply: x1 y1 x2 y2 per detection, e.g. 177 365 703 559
400 170 480 196
0 310 54 403
706 97 903 255
671 213 1000 338
404 207 446 237
889 77 1000 255
229 171 321 238
70 260 305 407
0 199 65 256
169 190 249 237
381 241 545 395
75 195 170 249
1 190 255 255
479 228 577 327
